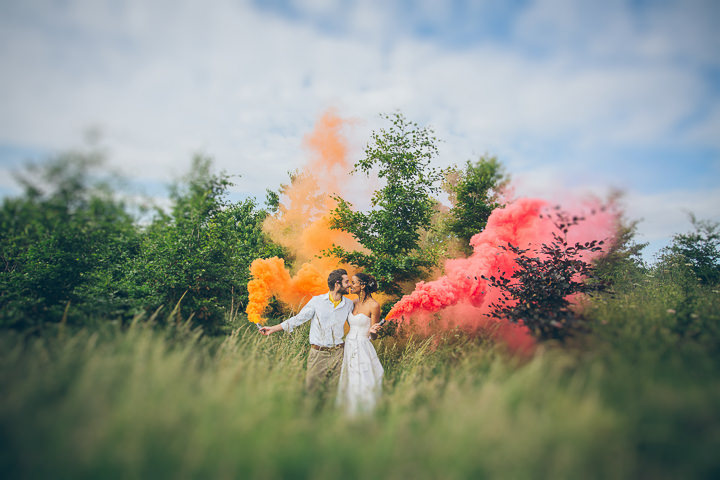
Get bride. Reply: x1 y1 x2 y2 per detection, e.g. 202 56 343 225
336 272 384 416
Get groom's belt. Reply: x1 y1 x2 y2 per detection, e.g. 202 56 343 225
310 343 344 351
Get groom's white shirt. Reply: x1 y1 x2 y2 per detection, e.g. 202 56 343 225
280 293 353 347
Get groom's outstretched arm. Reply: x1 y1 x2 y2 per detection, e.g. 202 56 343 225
259 299 316 336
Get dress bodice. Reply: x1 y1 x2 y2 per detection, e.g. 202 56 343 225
346 312 371 340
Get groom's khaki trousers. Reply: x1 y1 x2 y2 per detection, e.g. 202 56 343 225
305 345 344 402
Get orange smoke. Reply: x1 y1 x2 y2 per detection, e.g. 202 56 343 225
246 258 329 323
246 110 363 324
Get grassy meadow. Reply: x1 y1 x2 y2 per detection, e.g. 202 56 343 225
1 277 719 480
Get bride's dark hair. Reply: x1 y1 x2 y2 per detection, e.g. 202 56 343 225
355 272 378 294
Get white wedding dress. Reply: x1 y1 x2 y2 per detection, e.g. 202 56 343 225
336 312 384 416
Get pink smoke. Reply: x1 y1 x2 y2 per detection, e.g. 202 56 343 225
387 197 618 351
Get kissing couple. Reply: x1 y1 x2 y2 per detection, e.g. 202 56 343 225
259 269 384 416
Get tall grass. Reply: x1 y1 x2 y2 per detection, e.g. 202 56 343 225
1 281 719 479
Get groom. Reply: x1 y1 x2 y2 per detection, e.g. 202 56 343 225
259 269 353 404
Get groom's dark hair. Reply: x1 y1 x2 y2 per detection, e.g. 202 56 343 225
327 269 348 290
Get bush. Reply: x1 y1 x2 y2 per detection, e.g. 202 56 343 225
482 209 609 341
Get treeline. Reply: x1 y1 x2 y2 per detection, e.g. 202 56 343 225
1 114 718 338
0 114 514 334
0 151 284 333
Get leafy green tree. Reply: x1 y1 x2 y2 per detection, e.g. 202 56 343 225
264 188 281 214
649 215 720 341
660 214 720 285
593 211 648 285
0 150 140 329
444 156 508 254
0 149 284 333
127 156 283 332
327 113 444 298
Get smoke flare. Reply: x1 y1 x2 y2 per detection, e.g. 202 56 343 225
246 111 362 324
386 197 618 349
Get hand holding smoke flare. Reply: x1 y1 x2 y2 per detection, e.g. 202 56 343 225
253 321 275 336
369 318 389 337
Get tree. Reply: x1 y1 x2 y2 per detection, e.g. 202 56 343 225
327 113 444 298
0 149 284 333
127 156 284 332
0 150 140 329
660 214 720 285
589 191 647 285
651 215 720 341
482 209 609 341
444 155 508 254
593 219 647 286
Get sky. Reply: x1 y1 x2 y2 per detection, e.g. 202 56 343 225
1 0 718 260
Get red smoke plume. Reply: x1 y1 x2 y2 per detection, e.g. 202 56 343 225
386 197 617 351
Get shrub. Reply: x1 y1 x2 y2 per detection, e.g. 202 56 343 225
482 209 609 341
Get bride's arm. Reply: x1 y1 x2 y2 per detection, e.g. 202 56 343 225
368 303 382 340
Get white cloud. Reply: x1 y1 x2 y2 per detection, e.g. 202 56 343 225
0 0 717 251
624 188 720 239
623 187 720 261
682 101 720 149
0 167 22 194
